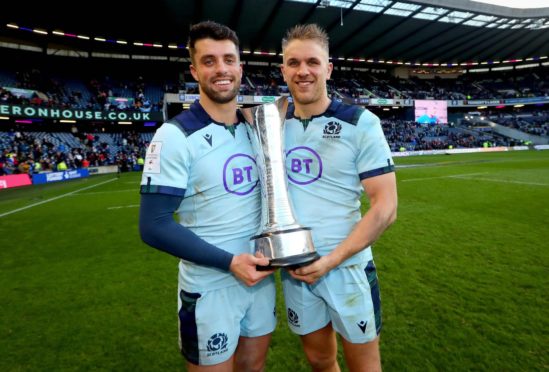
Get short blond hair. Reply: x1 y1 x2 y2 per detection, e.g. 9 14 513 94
281 24 329 54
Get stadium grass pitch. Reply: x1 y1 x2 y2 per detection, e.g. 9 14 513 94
1 150 548 371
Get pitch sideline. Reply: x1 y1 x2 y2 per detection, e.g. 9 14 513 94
0 178 117 218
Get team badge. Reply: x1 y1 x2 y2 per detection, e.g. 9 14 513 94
288 308 300 327
206 332 229 357
322 121 341 138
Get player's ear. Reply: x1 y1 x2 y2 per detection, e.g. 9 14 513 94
326 62 334 80
190 64 199 82
280 64 287 82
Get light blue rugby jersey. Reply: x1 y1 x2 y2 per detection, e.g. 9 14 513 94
141 100 260 292
284 100 394 267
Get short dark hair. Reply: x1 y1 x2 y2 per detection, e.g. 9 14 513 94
187 21 240 63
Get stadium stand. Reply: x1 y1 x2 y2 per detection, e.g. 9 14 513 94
1 0 548 180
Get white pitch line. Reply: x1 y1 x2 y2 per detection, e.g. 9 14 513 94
107 204 139 210
402 172 486 182
453 176 548 186
72 189 137 196
0 178 117 218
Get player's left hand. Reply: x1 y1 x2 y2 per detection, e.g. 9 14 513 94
287 255 336 285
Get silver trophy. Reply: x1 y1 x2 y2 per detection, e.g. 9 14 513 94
242 97 319 268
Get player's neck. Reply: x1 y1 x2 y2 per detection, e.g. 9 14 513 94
199 97 238 125
294 97 331 120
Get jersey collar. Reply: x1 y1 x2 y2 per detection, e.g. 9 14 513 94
286 99 341 121
191 100 245 127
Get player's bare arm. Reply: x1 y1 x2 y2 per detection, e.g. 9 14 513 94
289 172 397 284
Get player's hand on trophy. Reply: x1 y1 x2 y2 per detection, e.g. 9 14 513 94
230 253 275 286
287 255 336 285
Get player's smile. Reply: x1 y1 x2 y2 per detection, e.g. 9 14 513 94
190 38 242 105
281 39 333 114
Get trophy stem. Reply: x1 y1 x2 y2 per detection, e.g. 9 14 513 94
242 97 319 267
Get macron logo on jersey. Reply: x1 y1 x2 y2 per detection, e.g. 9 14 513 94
203 133 213 146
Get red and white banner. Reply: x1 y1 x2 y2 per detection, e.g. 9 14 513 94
0 174 32 189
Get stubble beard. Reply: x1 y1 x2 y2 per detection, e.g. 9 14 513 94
200 78 240 104
289 85 320 106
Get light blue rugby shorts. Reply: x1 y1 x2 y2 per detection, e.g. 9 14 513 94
281 259 382 343
178 275 276 366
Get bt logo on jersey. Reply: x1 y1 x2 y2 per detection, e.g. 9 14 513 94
223 153 258 195
291 158 313 173
286 146 322 185
232 166 254 185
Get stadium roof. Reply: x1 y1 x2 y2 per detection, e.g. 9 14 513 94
1 0 548 66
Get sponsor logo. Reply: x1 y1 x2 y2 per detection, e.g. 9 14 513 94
287 308 300 327
148 141 161 155
0 103 160 121
253 96 276 103
46 172 64 182
206 332 228 357
322 121 341 138
286 146 322 185
203 133 213 146
357 320 367 333
64 170 82 179
145 141 162 174
222 153 258 196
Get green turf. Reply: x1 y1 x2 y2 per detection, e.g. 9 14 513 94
1 150 548 371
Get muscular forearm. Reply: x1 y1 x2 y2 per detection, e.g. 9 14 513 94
327 171 398 267
328 201 397 267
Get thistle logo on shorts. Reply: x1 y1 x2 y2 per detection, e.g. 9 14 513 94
206 332 228 356
287 308 300 327
322 121 341 138
286 146 322 186
222 153 258 196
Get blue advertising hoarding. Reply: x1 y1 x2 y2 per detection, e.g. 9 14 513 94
32 169 90 185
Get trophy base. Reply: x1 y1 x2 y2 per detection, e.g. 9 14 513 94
252 226 315 259
252 227 319 270
257 252 320 271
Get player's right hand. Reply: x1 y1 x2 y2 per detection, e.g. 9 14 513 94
230 254 275 286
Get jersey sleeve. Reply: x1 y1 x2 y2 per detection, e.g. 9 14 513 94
139 193 234 271
140 123 190 196
355 110 395 180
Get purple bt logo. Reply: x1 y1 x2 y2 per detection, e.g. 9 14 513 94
223 153 258 195
286 146 322 185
